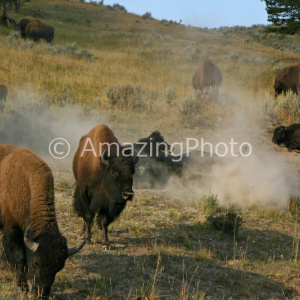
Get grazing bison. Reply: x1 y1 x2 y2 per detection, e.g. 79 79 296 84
274 63 300 98
272 124 300 151
23 20 54 43
0 82 8 113
192 59 222 91
0 145 86 298
73 124 139 246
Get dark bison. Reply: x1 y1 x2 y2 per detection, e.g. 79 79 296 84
73 124 138 246
0 145 85 298
22 19 54 43
274 63 300 98
0 82 8 113
272 124 300 151
134 131 183 188
192 59 222 91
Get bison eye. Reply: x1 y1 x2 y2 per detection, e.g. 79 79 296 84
110 170 119 178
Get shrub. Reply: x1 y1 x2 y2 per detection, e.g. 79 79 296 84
206 212 243 236
197 194 221 215
162 86 177 105
106 84 143 110
112 3 127 12
142 12 152 20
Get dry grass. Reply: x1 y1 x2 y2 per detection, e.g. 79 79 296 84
0 1 300 299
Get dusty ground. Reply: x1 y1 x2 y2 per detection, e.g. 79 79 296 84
0 116 299 299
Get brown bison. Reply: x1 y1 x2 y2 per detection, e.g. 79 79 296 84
0 82 8 113
20 18 39 38
73 124 138 246
272 124 300 151
192 59 222 91
274 63 300 98
23 20 54 43
0 145 86 298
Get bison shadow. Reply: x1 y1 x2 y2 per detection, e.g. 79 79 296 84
49 223 298 299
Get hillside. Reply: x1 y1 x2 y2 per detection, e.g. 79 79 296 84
0 1 299 299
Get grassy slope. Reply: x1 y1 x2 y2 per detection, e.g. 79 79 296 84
0 1 299 299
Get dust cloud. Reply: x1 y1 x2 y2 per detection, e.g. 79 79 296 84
0 89 106 177
0 87 298 210
166 87 299 210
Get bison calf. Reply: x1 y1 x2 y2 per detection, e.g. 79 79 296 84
272 124 300 151
0 145 85 298
73 124 138 246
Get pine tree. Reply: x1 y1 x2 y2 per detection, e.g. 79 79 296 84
262 0 300 34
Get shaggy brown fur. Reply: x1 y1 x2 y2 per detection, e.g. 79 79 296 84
192 59 222 91
274 63 300 97
0 145 83 298
20 18 39 38
24 20 54 43
73 124 138 246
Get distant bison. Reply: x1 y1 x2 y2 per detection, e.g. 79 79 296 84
20 18 36 38
272 124 300 151
22 19 54 43
274 63 300 98
73 124 138 246
0 145 85 298
192 59 222 91
0 83 8 113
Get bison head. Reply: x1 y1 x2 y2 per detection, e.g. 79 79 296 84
24 226 86 298
100 146 138 204
138 131 171 154
272 125 286 145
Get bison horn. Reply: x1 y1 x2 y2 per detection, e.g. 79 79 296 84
100 149 109 166
67 237 87 257
24 225 39 252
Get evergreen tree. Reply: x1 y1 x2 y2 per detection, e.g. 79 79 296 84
262 0 300 34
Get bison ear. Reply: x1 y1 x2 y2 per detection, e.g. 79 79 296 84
100 149 109 166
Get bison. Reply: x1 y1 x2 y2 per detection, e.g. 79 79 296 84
20 18 37 38
192 59 222 91
73 124 139 246
274 63 300 98
272 124 300 151
133 131 183 188
0 82 8 113
22 19 54 43
0 145 86 298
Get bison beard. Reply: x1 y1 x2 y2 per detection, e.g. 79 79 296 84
0 145 85 299
72 124 138 246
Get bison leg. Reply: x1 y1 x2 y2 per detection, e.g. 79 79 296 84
96 214 110 246
73 186 93 241
82 214 93 243
2 228 29 292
